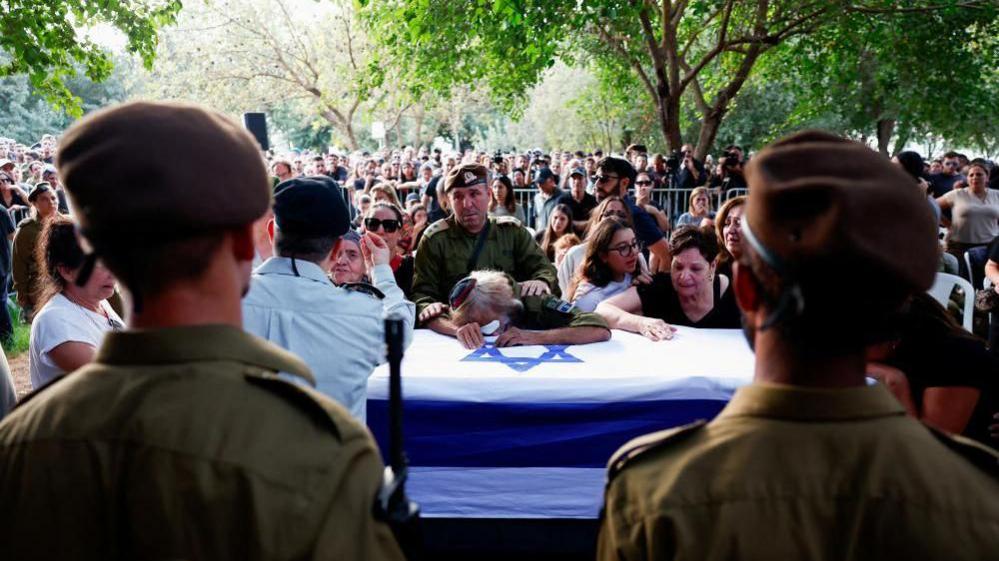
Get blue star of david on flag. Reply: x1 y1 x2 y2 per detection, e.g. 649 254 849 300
460 343 583 372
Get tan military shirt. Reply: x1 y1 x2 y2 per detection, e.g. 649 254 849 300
0 324 404 561
599 383 999 561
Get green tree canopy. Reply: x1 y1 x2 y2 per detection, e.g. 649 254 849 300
1 0 180 115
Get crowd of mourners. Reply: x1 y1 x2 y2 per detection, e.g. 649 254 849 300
1 133 999 441
0 102 997 559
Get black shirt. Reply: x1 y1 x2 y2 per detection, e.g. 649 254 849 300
887 328 998 446
558 192 597 223
636 273 741 328
987 235 999 262
0 209 13 279
928 172 965 198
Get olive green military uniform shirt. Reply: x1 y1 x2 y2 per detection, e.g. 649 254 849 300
0 325 404 561
519 294 609 331
412 215 559 319
11 216 41 314
599 383 999 561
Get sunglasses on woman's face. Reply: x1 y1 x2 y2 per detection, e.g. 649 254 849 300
364 217 401 233
602 210 628 220
635 180 653 186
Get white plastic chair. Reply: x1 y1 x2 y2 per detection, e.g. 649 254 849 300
927 272 975 332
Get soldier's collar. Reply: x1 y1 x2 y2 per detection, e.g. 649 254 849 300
95 324 316 385
717 382 905 421
256 256 329 284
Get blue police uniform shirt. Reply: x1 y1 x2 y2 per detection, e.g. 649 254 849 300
242 257 415 421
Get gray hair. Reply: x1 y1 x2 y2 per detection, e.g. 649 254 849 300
451 270 523 326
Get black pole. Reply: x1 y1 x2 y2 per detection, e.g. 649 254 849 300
385 316 406 474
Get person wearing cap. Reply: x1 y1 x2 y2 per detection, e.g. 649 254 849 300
412 163 559 335
242 176 414 422
0 101 405 560
446 270 609 349
11 183 60 322
532 166 566 231
597 131 999 560
561 166 597 233
593 156 671 273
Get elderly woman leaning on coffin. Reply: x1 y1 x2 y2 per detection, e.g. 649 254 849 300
595 225 741 341
419 270 611 350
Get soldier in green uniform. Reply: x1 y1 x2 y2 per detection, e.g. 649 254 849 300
598 131 999 560
0 102 404 561
413 163 559 333
443 270 610 349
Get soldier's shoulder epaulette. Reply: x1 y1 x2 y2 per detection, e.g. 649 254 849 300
12 373 70 411
494 216 521 227
606 420 707 484
924 423 999 477
243 371 345 441
422 219 450 239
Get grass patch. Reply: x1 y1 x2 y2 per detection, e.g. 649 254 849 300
2 303 30 357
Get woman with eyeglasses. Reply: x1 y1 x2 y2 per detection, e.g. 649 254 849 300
537 203 574 261
29 216 122 389
488 174 526 224
556 197 651 296
362 202 414 296
596 225 740 340
714 195 746 279
569 218 643 312
675 186 715 228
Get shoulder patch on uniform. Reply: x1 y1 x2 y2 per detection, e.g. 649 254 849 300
606 420 707 484
243 373 343 441
422 219 450 238
494 216 521 226
544 297 577 314
924 423 999 478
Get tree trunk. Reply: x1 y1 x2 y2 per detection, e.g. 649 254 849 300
344 121 359 151
876 118 895 156
652 90 682 153
694 112 723 162
412 105 425 146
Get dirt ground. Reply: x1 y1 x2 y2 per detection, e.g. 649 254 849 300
9 353 30 399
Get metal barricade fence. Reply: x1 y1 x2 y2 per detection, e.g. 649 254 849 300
513 188 537 230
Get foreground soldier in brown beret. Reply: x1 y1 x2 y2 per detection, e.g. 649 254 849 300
0 101 404 561
598 131 999 560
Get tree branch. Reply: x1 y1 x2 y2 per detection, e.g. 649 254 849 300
595 24 659 102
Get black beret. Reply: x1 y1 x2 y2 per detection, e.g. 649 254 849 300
273 176 350 238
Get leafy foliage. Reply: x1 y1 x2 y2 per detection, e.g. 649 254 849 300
0 0 180 115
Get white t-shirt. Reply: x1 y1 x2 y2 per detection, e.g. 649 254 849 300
29 293 122 389
572 273 634 312
941 188 999 244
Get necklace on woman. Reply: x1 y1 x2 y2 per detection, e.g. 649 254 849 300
65 293 122 332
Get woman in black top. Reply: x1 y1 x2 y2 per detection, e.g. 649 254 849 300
867 293 998 446
596 225 740 340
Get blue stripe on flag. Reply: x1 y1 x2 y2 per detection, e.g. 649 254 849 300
366 399 726 468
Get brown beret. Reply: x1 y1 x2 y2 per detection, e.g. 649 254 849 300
57 101 269 242
743 130 937 294
443 163 488 194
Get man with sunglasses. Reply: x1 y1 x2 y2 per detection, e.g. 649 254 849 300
243 176 414 421
593 156 671 273
929 150 967 198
